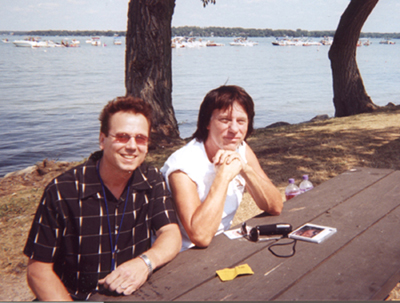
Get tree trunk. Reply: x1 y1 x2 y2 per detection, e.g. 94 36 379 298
126 0 181 144
328 0 380 117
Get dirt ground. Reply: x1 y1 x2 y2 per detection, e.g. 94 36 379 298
1 106 400 301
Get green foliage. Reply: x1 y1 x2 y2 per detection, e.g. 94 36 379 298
171 26 337 38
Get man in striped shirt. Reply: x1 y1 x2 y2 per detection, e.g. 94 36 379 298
24 96 181 301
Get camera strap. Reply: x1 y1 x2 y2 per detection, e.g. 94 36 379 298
268 238 297 258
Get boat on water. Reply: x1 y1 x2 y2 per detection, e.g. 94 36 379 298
206 40 224 47
2 38 10 43
357 38 371 46
302 39 322 46
12 36 81 48
171 36 207 48
229 37 258 46
272 37 305 46
273 37 327 46
320 36 333 45
88 37 102 46
379 38 395 45
13 37 41 47
13 37 61 48
113 37 122 45
171 37 182 48
60 39 80 47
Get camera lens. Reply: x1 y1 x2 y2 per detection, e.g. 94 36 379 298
249 228 259 242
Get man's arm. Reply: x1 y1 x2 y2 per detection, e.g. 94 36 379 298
26 259 73 301
98 223 181 295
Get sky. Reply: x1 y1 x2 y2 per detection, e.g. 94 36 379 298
1 0 399 33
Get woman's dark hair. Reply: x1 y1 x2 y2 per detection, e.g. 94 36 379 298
192 85 255 142
99 96 152 135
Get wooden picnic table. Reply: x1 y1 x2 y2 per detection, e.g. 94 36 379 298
90 167 400 301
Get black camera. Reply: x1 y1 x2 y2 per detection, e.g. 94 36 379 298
242 222 292 242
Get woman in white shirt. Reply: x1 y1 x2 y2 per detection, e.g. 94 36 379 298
161 85 283 251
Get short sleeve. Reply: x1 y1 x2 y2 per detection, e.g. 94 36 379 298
23 182 63 263
147 167 178 231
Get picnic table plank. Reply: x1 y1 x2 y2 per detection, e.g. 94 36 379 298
89 167 396 301
274 170 400 301
244 167 394 231
174 169 400 301
275 203 400 300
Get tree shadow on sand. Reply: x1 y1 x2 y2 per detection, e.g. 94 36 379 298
249 116 400 188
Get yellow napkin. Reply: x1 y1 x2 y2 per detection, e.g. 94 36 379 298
216 264 254 281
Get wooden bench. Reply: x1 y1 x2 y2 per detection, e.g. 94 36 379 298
90 167 400 301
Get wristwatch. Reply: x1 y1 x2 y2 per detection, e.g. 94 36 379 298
139 254 153 279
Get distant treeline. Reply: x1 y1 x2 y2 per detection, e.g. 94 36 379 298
171 26 400 39
1 27 400 39
0 30 125 37
172 26 339 38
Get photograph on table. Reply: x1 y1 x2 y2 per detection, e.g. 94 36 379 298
289 223 337 244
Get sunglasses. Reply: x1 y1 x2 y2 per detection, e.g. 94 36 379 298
109 133 149 146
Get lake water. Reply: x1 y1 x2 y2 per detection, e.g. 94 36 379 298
1 36 399 177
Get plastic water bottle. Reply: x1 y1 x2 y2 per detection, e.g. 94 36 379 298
299 175 314 193
285 178 301 200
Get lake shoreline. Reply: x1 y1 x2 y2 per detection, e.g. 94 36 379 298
1 112 333 179
1 106 397 179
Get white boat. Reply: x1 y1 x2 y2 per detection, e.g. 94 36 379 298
229 37 258 46
12 37 59 48
171 36 185 48
272 38 286 46
206 40 224 47
171 36 207 48
272 37 307 46
320 36 333 45
49 41 66 48
13 37 40 47
36 40 64 48
59 39 80 47
113 37 122 45
2 38 10 43
13 36 80 48
379 38 395 45
302 40 322 46
89 37 101 46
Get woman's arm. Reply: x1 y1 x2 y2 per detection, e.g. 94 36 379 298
240 144 283 215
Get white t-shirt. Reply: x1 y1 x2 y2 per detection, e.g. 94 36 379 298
160 138 247 251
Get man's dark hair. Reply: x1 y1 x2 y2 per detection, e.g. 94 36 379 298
192 85 255 142
99 96 153 135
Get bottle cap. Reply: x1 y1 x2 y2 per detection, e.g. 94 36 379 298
303 175 309 180
288 178 295 183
